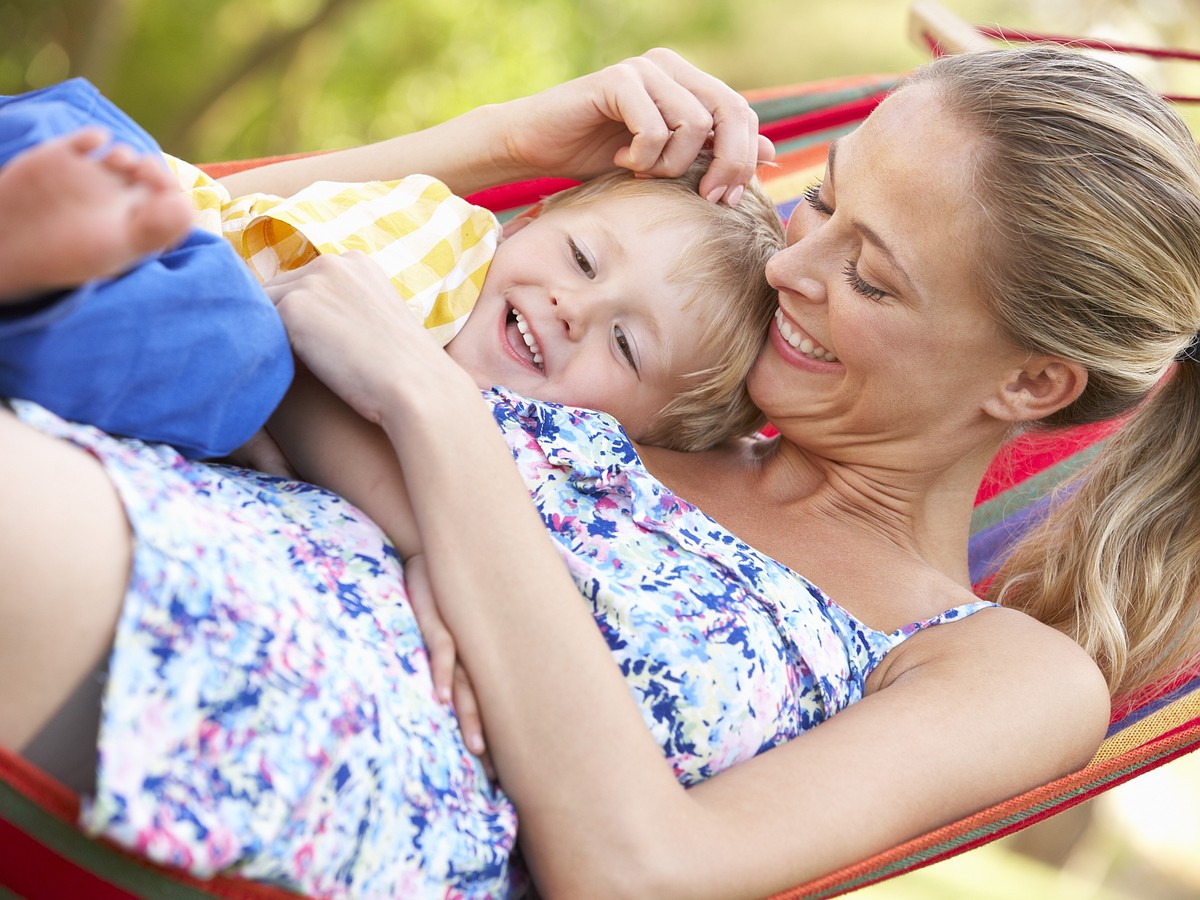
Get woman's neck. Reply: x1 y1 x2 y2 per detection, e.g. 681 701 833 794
640 426 1005 594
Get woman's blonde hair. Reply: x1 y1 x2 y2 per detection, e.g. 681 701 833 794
536 158 784 451
908 47 1200 699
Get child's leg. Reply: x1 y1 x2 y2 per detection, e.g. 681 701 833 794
0 128 192 301
0 404 130 751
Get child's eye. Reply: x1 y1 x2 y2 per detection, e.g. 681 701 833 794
803 182 833 216
842 261 887 302
569 238 595 278
614 325 639 373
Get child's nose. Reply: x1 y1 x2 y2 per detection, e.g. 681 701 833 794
550 291 600 339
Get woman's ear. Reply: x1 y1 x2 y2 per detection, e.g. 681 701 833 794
983 356 1088 423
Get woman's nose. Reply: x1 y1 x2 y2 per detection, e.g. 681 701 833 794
766 242 827 304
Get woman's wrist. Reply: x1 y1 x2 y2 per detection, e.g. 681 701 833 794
429 101 529 193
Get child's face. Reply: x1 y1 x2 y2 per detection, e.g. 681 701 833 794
446 193 716 440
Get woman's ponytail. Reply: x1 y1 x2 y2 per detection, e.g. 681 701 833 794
992 360 1200 700
907 48 1200 698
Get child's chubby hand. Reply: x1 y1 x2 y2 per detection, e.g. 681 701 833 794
264 252 475 425
222 429 297 478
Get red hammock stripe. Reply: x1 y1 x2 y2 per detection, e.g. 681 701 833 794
976 25 1200 104
978 25 1200 64
757 93 888 143
916 25 1200 104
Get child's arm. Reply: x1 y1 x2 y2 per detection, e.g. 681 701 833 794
267 361 420 558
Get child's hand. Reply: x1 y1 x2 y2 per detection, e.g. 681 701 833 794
265 252 471 425
405 552 493 776
223 429 296 477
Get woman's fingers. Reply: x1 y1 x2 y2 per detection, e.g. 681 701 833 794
639 48 769 204
504 48 770 205
405 552 459 704
452 663 488 759
604 55 714 175
601 49 770 205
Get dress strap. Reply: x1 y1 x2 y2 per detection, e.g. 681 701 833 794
891 599 998 640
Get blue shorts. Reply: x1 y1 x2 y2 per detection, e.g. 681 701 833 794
0 79 292 458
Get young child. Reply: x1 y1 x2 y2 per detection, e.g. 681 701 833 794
0 78 784 458
3 80 783 779
0 80 293 459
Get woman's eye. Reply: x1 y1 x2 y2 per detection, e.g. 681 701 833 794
803 182 833 216
569 238 595 278
614 325 639 373
842 261 887 302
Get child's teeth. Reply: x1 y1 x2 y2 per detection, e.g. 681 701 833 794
512 309 544 369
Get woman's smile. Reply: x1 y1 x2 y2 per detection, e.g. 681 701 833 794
774 308 839 362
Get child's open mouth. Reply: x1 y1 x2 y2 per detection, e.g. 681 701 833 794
506 306 545 372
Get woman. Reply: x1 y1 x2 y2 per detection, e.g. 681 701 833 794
3 46 1199 898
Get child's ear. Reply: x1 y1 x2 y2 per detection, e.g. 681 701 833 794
500 201 544 241
501 216 534 241
983 356 1088 423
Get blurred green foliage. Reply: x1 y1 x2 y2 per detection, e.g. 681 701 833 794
2 0 1196 163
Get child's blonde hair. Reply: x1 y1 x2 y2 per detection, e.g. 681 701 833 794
536 158 784 451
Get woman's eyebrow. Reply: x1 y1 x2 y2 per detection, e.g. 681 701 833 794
855 220 917 295
830 136 918 295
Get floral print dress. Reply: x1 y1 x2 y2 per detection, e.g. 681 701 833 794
11 391 993 898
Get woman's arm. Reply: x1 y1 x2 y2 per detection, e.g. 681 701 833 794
219 49 773 207
271 254 1110 898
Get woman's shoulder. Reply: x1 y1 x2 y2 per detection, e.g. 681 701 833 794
882 602 1111 768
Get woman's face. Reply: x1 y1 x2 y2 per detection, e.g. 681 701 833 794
748 81 1026 456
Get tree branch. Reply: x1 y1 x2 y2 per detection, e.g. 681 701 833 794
158 0 369 154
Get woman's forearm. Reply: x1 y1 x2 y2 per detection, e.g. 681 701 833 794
218 104 517 199
373 380 697 894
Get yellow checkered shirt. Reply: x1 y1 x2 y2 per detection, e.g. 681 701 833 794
168 157 499 347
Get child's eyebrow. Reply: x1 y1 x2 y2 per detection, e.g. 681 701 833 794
593 218 626 264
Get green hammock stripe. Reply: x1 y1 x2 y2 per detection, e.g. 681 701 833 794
0 778 225 900
749 77 898 124
771 123 865 159
969 441 1104 534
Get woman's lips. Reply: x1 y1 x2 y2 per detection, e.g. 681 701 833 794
774 308 839 362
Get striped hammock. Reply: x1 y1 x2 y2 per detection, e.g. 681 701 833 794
3 23 1199 899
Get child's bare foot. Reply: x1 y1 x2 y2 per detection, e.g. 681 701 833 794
0 127 193 301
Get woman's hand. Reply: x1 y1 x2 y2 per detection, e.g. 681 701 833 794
405 552 495 778
221 48 771 205
495 48 774 205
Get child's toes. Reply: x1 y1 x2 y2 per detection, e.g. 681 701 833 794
62 127 111 156
128 191 192 255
